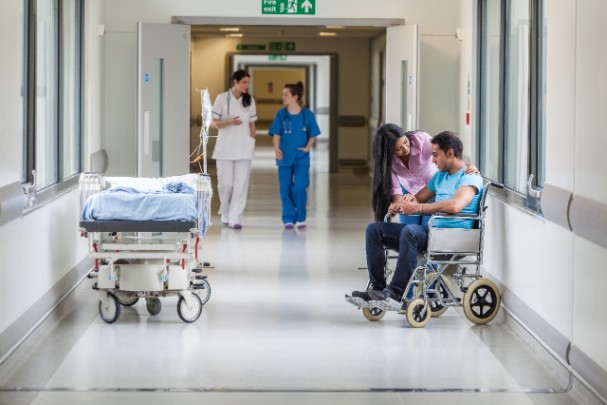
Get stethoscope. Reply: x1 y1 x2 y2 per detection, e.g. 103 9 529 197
282 108 307 135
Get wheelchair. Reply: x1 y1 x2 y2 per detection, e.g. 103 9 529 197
345 182 503 328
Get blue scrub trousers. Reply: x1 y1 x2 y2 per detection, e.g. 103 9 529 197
278 164 310 224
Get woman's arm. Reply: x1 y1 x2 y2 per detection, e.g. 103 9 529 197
212 116 242 129
298 137 315 152
272 135 283 160
249 122 256 139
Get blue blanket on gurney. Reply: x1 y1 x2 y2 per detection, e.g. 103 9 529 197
82 182 197 221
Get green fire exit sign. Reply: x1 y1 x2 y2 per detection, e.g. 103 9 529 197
262 0 316 15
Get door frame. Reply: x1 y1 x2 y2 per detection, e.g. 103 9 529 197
174 16 404 173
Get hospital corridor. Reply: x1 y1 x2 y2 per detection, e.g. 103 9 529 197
0 145 601 404
2 0 607 404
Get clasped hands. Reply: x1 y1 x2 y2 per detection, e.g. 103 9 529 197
388 194 421 215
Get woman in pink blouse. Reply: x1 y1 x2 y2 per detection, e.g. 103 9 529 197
371 124 477 222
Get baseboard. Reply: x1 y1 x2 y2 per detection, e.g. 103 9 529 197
487 273 607 403
570 345 607 403
0 258 93 363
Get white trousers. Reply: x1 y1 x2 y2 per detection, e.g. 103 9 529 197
215 159 252 226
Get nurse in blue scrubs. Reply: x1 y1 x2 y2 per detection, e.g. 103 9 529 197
269 82 321 229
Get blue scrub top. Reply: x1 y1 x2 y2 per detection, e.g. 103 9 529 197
268 108 321 167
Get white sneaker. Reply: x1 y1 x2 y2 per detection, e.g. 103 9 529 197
296 222 306 229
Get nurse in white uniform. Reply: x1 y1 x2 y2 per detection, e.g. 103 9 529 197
211 70 257 229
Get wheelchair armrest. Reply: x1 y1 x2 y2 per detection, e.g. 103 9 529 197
427 212 483 228
429 212 482 220
384 212 421 223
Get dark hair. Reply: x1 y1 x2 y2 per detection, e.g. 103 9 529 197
232 69 252 108
284 81 304 105
371 123 411 221
431 131 463 159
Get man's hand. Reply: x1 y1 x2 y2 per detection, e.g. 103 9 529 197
399 200 421 215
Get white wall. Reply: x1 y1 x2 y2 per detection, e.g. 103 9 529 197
464 0 607 395
571 0 607 375
0 0 103 355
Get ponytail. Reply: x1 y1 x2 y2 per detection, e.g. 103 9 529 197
231 69 252 107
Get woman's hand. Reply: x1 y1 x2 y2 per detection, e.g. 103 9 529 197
464 163 480 175
402 193 418 203
388 202 401 213
231 116 243 126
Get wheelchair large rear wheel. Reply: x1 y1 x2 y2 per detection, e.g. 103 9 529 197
405 298 431 328
463 278 501 324
362 307 386 321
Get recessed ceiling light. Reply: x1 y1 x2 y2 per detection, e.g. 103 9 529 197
319 32 337 37
220 27 240 32
226 33 243 38
325 25 345 29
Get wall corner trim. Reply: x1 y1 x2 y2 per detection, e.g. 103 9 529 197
540 183 573 231
569 194 607 249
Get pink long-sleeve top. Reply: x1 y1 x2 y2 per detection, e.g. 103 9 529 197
390 131 438 196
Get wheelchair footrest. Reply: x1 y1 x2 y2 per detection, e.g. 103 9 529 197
345 294 374 309
368 299 403 312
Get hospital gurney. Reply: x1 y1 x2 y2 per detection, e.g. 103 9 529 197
79 172 213 324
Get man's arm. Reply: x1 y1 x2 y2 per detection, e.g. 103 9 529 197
400 185 478 216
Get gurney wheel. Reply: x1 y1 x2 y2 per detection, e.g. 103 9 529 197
118 295 139 307
405 298 431 328
463 278 501 325
362 307 385 321
177 293 203 323
99 293 121 324
146 298 162 316
198 279 211 305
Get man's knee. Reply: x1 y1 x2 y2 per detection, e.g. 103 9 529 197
400 225 428 245
365 222 382 238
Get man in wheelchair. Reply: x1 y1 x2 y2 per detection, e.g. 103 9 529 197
352 131 484 306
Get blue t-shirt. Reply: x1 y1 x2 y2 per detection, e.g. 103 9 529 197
268 108 321 167
426 167 484 229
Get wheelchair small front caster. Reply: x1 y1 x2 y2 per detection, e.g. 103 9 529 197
405 298 431 328
362 306 385 321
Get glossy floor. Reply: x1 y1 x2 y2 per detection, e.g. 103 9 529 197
0 145 602 404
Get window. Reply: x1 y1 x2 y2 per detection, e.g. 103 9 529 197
477 0 545 209
24 0 83 192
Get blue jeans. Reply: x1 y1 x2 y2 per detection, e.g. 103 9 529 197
365 221 429 294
